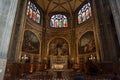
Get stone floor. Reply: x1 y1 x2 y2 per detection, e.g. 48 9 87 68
17 70 120 80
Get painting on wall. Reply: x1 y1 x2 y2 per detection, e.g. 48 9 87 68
78 31 96 54
22 30 39 54
49 38 69 56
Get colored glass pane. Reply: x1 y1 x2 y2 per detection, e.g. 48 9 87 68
50 14 68 28
26 1 40 23
78 2 92 24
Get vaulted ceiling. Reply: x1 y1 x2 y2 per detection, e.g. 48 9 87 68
36 0 86 14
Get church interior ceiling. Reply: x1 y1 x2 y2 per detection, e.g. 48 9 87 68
36 0 86 14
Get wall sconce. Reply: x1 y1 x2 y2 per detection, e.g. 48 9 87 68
20 54 29 63
89 55 95 60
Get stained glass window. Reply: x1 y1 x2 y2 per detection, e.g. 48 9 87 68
26 1 40 23
78 2 92 24
50 14 68 28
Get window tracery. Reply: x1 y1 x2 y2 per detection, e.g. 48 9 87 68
26 1 40 23
78 2 92 24
50 14 68 28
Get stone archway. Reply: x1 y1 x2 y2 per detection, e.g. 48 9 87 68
48 38 69 69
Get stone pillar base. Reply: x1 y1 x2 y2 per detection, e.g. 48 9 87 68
0 58 7 80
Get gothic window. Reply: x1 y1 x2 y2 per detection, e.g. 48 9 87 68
78 2 92 24
26 1 40 23
50 14 68 28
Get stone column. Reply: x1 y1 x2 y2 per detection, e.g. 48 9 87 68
92 0 103 62
0 0 18 79
116 0 120 15
109 0 120 45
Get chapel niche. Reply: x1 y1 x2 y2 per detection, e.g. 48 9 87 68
48 38 69 69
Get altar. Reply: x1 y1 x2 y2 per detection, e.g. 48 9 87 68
50 55 68 69
46 69 73 79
